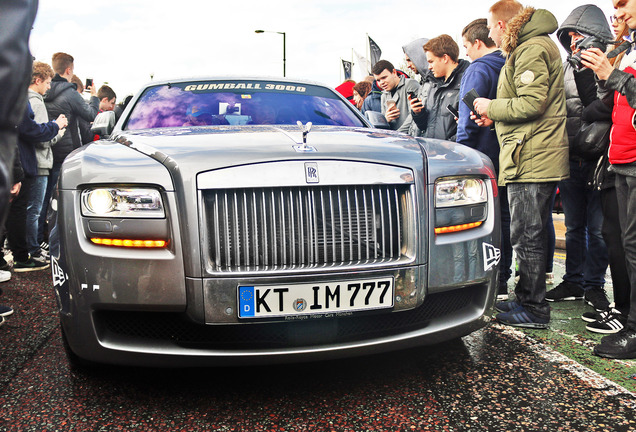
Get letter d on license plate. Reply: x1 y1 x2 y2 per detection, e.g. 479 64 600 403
238 277 394 319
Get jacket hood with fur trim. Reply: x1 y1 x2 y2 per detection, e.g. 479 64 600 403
501 7 558 55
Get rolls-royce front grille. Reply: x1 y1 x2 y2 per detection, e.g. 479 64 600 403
202 185 414 272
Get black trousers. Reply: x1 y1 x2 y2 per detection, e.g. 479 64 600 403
601 186 631 314
6 176 33 262
615 173 636 329
0 131 16 231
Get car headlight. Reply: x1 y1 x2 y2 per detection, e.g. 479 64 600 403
435 178 487 208
434 178 488 234
81 187 165 218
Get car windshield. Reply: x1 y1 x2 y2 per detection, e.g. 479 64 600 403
123 80 366 130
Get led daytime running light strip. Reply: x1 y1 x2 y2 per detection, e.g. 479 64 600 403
434 221 483 234
90 238 168 248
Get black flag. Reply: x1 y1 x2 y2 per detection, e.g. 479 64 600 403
368 36 382 67
342 60 353 80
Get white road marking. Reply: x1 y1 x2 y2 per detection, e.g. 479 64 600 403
494 323 636 409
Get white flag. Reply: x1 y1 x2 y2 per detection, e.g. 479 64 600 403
353 50 371 77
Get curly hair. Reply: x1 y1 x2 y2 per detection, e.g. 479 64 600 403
353 81 372 99
31 61 54 84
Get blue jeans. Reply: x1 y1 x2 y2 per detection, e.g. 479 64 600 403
558 161 608 288
508 182 556 319
26 175 47 255
39 162 61 244
499 185 513 286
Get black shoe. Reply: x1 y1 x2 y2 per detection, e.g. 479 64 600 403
496 305 549 329
581 310 607 323
0 305 13 317
40 241 49 252
546 281 584 302
13 256 50 272
593 328 636 359
584 286 610 311
586 309 626 334
495 300 519 313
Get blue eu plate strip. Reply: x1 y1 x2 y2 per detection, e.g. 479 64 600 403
239 286 255 317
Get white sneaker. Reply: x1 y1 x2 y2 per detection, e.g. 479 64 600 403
546 272 554 285
0 270 10 283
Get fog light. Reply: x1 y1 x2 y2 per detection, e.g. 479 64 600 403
90 238 168 248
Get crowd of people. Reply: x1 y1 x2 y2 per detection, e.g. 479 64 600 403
332 0 636 360
0 49 127 326
2 0 636 360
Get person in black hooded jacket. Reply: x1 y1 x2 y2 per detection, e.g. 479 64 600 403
0 0 37 232
40 52 98 243
44 53 98 165
546 4 614 313
0 0 38 322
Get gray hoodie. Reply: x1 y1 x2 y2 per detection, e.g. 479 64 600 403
28 88 60 175
402 38 437 137
402 38 429 77
379 75 421 133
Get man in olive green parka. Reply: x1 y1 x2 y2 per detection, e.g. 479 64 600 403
473 0 569 329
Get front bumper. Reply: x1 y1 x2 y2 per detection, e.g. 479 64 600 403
60 272 495 367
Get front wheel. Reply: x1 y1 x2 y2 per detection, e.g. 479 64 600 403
59 323 95 371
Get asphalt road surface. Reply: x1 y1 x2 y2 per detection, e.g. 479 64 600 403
1 267 635 431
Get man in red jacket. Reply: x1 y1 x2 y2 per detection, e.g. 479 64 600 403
581 0 636 359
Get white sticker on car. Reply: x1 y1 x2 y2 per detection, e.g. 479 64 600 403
51 256 67 287
483 242 501 272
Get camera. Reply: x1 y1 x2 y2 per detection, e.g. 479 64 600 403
568 36 607 71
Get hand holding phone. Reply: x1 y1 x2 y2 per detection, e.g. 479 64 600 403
385 99 399 122
462 88 481 118
446 104 459 119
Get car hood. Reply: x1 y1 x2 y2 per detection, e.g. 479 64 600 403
61 125 489 192
113 125 426 174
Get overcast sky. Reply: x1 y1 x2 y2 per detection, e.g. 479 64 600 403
30 0 615 98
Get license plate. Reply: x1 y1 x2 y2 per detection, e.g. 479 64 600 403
238 277 394 319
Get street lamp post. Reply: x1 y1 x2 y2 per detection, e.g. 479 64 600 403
255 30 286 77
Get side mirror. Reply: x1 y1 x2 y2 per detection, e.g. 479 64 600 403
365 111 391 130
91 111 116 138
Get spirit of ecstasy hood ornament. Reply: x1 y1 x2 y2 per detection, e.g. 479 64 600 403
297 121 312 145
294 121 316 153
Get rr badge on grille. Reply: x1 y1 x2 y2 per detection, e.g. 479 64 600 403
305 162 319 183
